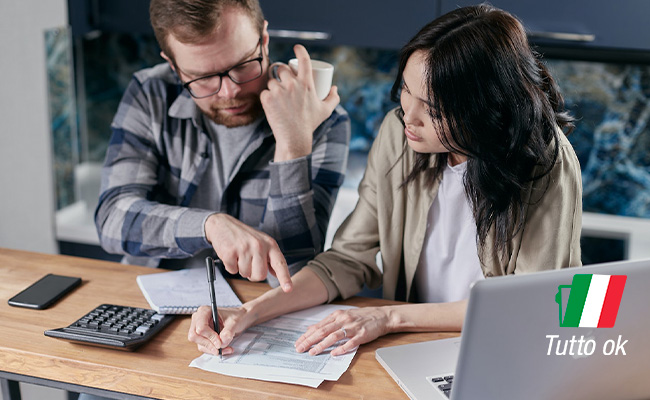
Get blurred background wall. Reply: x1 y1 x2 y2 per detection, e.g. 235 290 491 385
0 0 67 254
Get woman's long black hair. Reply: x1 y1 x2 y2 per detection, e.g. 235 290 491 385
393 4 574 260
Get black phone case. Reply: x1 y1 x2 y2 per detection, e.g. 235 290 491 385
8 274 82 309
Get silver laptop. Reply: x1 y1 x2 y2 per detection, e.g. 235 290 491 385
376 259 650 400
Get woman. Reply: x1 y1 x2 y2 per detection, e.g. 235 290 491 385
188 4 582 357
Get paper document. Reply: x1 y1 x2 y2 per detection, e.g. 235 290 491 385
190 304 358 387
136 268 241 314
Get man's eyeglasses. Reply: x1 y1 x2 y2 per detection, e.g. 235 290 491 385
181 37 263 99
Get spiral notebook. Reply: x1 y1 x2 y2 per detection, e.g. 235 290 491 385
136 267 242 314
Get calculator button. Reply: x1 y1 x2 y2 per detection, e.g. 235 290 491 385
135 326 151 334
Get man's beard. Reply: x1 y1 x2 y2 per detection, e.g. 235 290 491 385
202 93 264 127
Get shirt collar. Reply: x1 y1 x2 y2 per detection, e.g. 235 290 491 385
168 90 203 123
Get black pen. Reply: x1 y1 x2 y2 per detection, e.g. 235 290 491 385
205 256 222 360
204 249 313 359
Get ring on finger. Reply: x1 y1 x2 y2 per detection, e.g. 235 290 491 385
340 327 347 338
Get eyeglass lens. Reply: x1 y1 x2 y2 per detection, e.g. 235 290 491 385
187 59 262 98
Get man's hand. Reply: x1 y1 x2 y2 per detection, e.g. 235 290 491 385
261 44 340 162
205 213 293 292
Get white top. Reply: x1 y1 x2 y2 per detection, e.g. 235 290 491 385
415 161 484 303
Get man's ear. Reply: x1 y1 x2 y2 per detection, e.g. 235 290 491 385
161 51 175 72
261 20 270 56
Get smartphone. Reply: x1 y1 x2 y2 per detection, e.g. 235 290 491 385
8 274 82 309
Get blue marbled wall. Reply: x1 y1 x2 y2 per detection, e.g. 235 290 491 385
47 32 650 226
547 60 650 218
45 27 76 208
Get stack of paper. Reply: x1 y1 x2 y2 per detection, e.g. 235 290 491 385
190 304 358 387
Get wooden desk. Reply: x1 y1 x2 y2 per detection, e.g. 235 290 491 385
0 248 458 400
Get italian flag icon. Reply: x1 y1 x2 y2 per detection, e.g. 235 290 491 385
555 274 627 328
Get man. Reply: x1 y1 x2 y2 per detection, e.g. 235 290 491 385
94 0 350 291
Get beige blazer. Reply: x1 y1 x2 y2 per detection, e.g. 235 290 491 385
307 109 583 302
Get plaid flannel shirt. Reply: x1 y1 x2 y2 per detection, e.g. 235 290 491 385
95 63 350 273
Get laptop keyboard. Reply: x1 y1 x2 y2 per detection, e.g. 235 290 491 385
430 375 454 398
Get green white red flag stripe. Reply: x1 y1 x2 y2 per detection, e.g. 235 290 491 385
561 274 626 328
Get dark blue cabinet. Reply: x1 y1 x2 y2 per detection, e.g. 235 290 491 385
69 0 439 50
259 0 438 49
68 0 650 53
68 0 152 37
440 0 650 52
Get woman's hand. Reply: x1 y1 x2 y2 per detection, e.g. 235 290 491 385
294 306 394 356
189 269 331 356
188 305 254 356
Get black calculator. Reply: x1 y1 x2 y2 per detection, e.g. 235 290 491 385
45 304 174 350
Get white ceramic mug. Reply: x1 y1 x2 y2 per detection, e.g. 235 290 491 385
288 58 334 100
